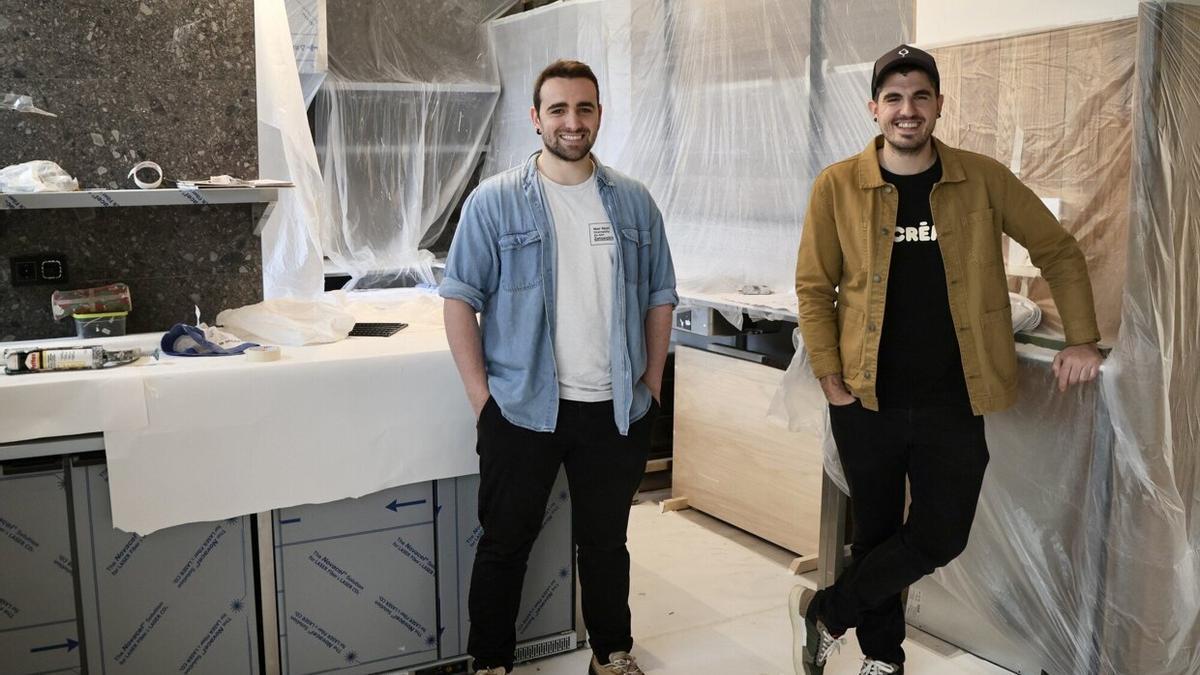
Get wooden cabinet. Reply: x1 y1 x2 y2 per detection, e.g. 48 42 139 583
670 346 824 566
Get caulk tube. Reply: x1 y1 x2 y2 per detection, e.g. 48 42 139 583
3 346 142 374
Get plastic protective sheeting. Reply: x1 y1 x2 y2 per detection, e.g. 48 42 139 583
285 0 328 105
257 0 328 300
912 348 1114 675
315 0 516 287
1097 4 1200 674
484 0 635 180
484 0 910 304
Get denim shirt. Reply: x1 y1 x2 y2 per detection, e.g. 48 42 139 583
439 152 678 434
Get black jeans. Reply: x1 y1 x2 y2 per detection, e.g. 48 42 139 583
812 400 989 665
468 398 657 671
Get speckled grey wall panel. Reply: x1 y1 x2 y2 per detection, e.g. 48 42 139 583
0 0 259 342
0 205 261 341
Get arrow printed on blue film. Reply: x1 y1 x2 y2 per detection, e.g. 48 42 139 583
386 498 427 512
30 638 79 653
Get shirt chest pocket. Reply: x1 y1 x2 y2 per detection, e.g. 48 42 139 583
498 230 543 291
620 227 652 284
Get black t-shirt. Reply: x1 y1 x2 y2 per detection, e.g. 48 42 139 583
875 158 970 409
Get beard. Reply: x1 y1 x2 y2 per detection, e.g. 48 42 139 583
543 131 595 162
883 120 935 154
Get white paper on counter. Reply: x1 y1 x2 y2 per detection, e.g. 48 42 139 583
102 290 478 535
0 352 151 444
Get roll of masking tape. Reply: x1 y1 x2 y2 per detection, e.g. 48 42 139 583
127 161 163 189
245 346 281 362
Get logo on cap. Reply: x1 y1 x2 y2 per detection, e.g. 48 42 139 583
898 48 910 56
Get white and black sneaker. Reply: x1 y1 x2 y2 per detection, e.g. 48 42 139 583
789 586 845 675
589 651 644 674
859 658 903 674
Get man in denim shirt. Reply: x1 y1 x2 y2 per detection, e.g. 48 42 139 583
439 59 677 675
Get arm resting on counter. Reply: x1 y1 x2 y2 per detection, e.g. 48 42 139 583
1052 343 1104 393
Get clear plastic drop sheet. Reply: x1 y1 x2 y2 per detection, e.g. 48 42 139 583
315 0 516 287
484 0 634 178
257 0 327 300
484 0 910 301
1097 4 1200 674
285 0 328 105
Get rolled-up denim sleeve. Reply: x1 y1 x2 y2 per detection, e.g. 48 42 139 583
646 197 678 308
439 191 499 312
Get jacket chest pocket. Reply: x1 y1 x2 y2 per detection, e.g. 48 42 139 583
965 208 999 265
498 230 543 291
620 227 651 284
964 208 1010 309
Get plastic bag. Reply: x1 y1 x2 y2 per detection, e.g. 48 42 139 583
1009 292 1043 333
215 293 355 346
51 283 132 320
0 160 79 193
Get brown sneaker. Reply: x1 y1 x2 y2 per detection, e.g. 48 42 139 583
589 651 644 674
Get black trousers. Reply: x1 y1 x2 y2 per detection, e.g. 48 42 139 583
468 397 657 671
812 400 990 665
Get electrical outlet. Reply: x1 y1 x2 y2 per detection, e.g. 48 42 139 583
9 253 68 287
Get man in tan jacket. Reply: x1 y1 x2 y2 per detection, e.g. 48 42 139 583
789 45 1103 675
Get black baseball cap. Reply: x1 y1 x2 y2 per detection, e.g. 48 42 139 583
872 44 940 98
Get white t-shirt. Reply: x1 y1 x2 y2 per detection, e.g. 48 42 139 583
540 169 615 402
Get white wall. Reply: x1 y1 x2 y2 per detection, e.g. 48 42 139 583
915 0 1139 46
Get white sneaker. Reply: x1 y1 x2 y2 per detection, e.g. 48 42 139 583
590 651 644 674
859 658 902 674
474 667 507 674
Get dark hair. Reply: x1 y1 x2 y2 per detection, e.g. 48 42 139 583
873 65 940 100
533 59 600 112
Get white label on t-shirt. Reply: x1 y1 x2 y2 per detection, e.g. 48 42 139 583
590 222 615 246
894 220 939 242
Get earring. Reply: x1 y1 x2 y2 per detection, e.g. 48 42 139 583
536 129 542 135
873 117 877 122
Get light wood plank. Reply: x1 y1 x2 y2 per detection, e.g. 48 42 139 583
788 554 819 576
659 496 691 513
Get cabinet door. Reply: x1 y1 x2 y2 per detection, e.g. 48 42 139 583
274 482 439 674
71 463 259 675
0 464 80 675
673 345 823 555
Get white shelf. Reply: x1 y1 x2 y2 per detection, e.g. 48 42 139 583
1 187 281 211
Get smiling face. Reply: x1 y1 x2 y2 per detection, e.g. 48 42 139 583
868 68 944 155
530 76 602 162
